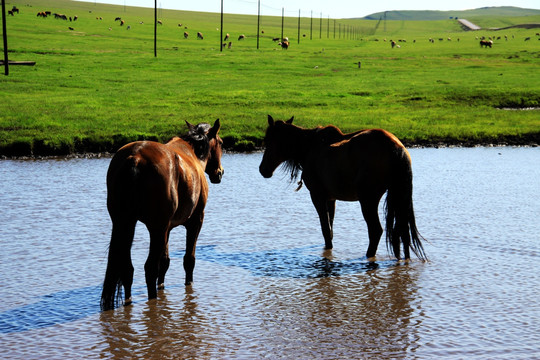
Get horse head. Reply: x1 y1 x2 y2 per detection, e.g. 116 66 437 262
259 115 298 179
185 119 224 183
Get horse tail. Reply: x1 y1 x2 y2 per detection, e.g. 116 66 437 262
385 146 427 261
101 155 139 311
100 242 125 311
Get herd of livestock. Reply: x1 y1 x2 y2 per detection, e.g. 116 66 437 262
6 5 540 49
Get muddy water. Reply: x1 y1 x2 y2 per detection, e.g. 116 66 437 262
0 148 539 359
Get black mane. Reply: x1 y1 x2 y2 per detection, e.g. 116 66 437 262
181 123 211 160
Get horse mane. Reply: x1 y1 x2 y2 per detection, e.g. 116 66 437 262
283 158 302 183
281 125 366 184
181 123 212 160
278 125 346 183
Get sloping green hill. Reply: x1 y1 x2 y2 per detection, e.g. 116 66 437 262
362 6 540 21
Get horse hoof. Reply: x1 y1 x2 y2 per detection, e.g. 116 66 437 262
157 283 165 290
124 297 132 306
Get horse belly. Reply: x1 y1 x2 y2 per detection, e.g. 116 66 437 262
170 164 207 227
320 150 389 201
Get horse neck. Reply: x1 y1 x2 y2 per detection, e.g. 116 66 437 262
169 137 210 168
284 126 316 164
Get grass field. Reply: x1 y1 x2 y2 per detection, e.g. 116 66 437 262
1 0 539 155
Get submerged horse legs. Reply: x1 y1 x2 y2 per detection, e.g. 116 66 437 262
184 211 204 285
360 196 383 259
157 229 171 290
310 194 335 249
145 227 169 299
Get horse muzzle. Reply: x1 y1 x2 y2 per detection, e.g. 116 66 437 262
210 167 224 184
259 165 273 179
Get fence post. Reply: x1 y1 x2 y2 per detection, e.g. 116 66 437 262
2 0 9 75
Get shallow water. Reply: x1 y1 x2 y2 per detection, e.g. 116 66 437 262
0 148 539 359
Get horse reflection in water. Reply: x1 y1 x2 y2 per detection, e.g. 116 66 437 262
101 119 224 311
259 115 426 261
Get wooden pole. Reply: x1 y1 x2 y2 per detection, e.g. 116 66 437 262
2 0 9 75
280 7 284 41
154 0 157 57
319 12 322 39
310 11 312 40
256 0 260 49
297 9 300 44
220 0 223 52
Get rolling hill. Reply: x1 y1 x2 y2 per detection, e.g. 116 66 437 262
361 6 540 21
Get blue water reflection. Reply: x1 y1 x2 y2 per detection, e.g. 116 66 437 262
182 244 400 279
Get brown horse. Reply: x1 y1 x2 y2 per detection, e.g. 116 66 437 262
101 119 224 311
259 115 426 261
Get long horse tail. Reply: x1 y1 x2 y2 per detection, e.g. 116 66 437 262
101 155 139 311
100 243 125 311
385 146 427 261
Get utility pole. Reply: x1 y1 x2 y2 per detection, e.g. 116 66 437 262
220 0 223 52
2 0 9 75
154 0 157 57
257 0 260 49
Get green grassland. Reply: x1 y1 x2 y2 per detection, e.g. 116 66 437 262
1 0 539 155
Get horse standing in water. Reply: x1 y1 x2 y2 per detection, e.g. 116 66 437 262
101 119 224 311
259 115 426 261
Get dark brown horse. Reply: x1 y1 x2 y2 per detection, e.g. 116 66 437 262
101 119 224 311
259 115 426 261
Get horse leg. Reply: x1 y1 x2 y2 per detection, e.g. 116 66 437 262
157 230 171 290
184 211 204 285
144 227 168 300
310 193 334 249
360 196 383 259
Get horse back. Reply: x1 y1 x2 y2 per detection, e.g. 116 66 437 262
107 139 207 227
306 129 408 200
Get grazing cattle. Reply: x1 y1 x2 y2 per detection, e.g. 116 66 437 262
184 31 189 39
279 40 289 49
524 37 530 41
197 32 204 40
120 20 125 26
178 23 182 27
480 39 493 48
8 10 14 16
158 20 163 25
55 13 68 20
11 6 19 14
238 34 245 40
224 33 229 41
127 25 131 30
115 17 121 21
69 27 74 30
73 16 78 21
272 37 280 42
37 11 47 17
391 40 396 48
228 41 232 49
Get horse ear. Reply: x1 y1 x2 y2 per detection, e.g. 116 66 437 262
268 115 274 126
208 119 221 138
286 116 294 124
185 120 195 131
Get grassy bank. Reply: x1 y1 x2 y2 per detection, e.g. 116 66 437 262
1 0 539 156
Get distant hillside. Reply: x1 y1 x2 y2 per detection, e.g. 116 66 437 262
361 6 540 21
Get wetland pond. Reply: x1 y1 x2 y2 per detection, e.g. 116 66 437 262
0 147 539 359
